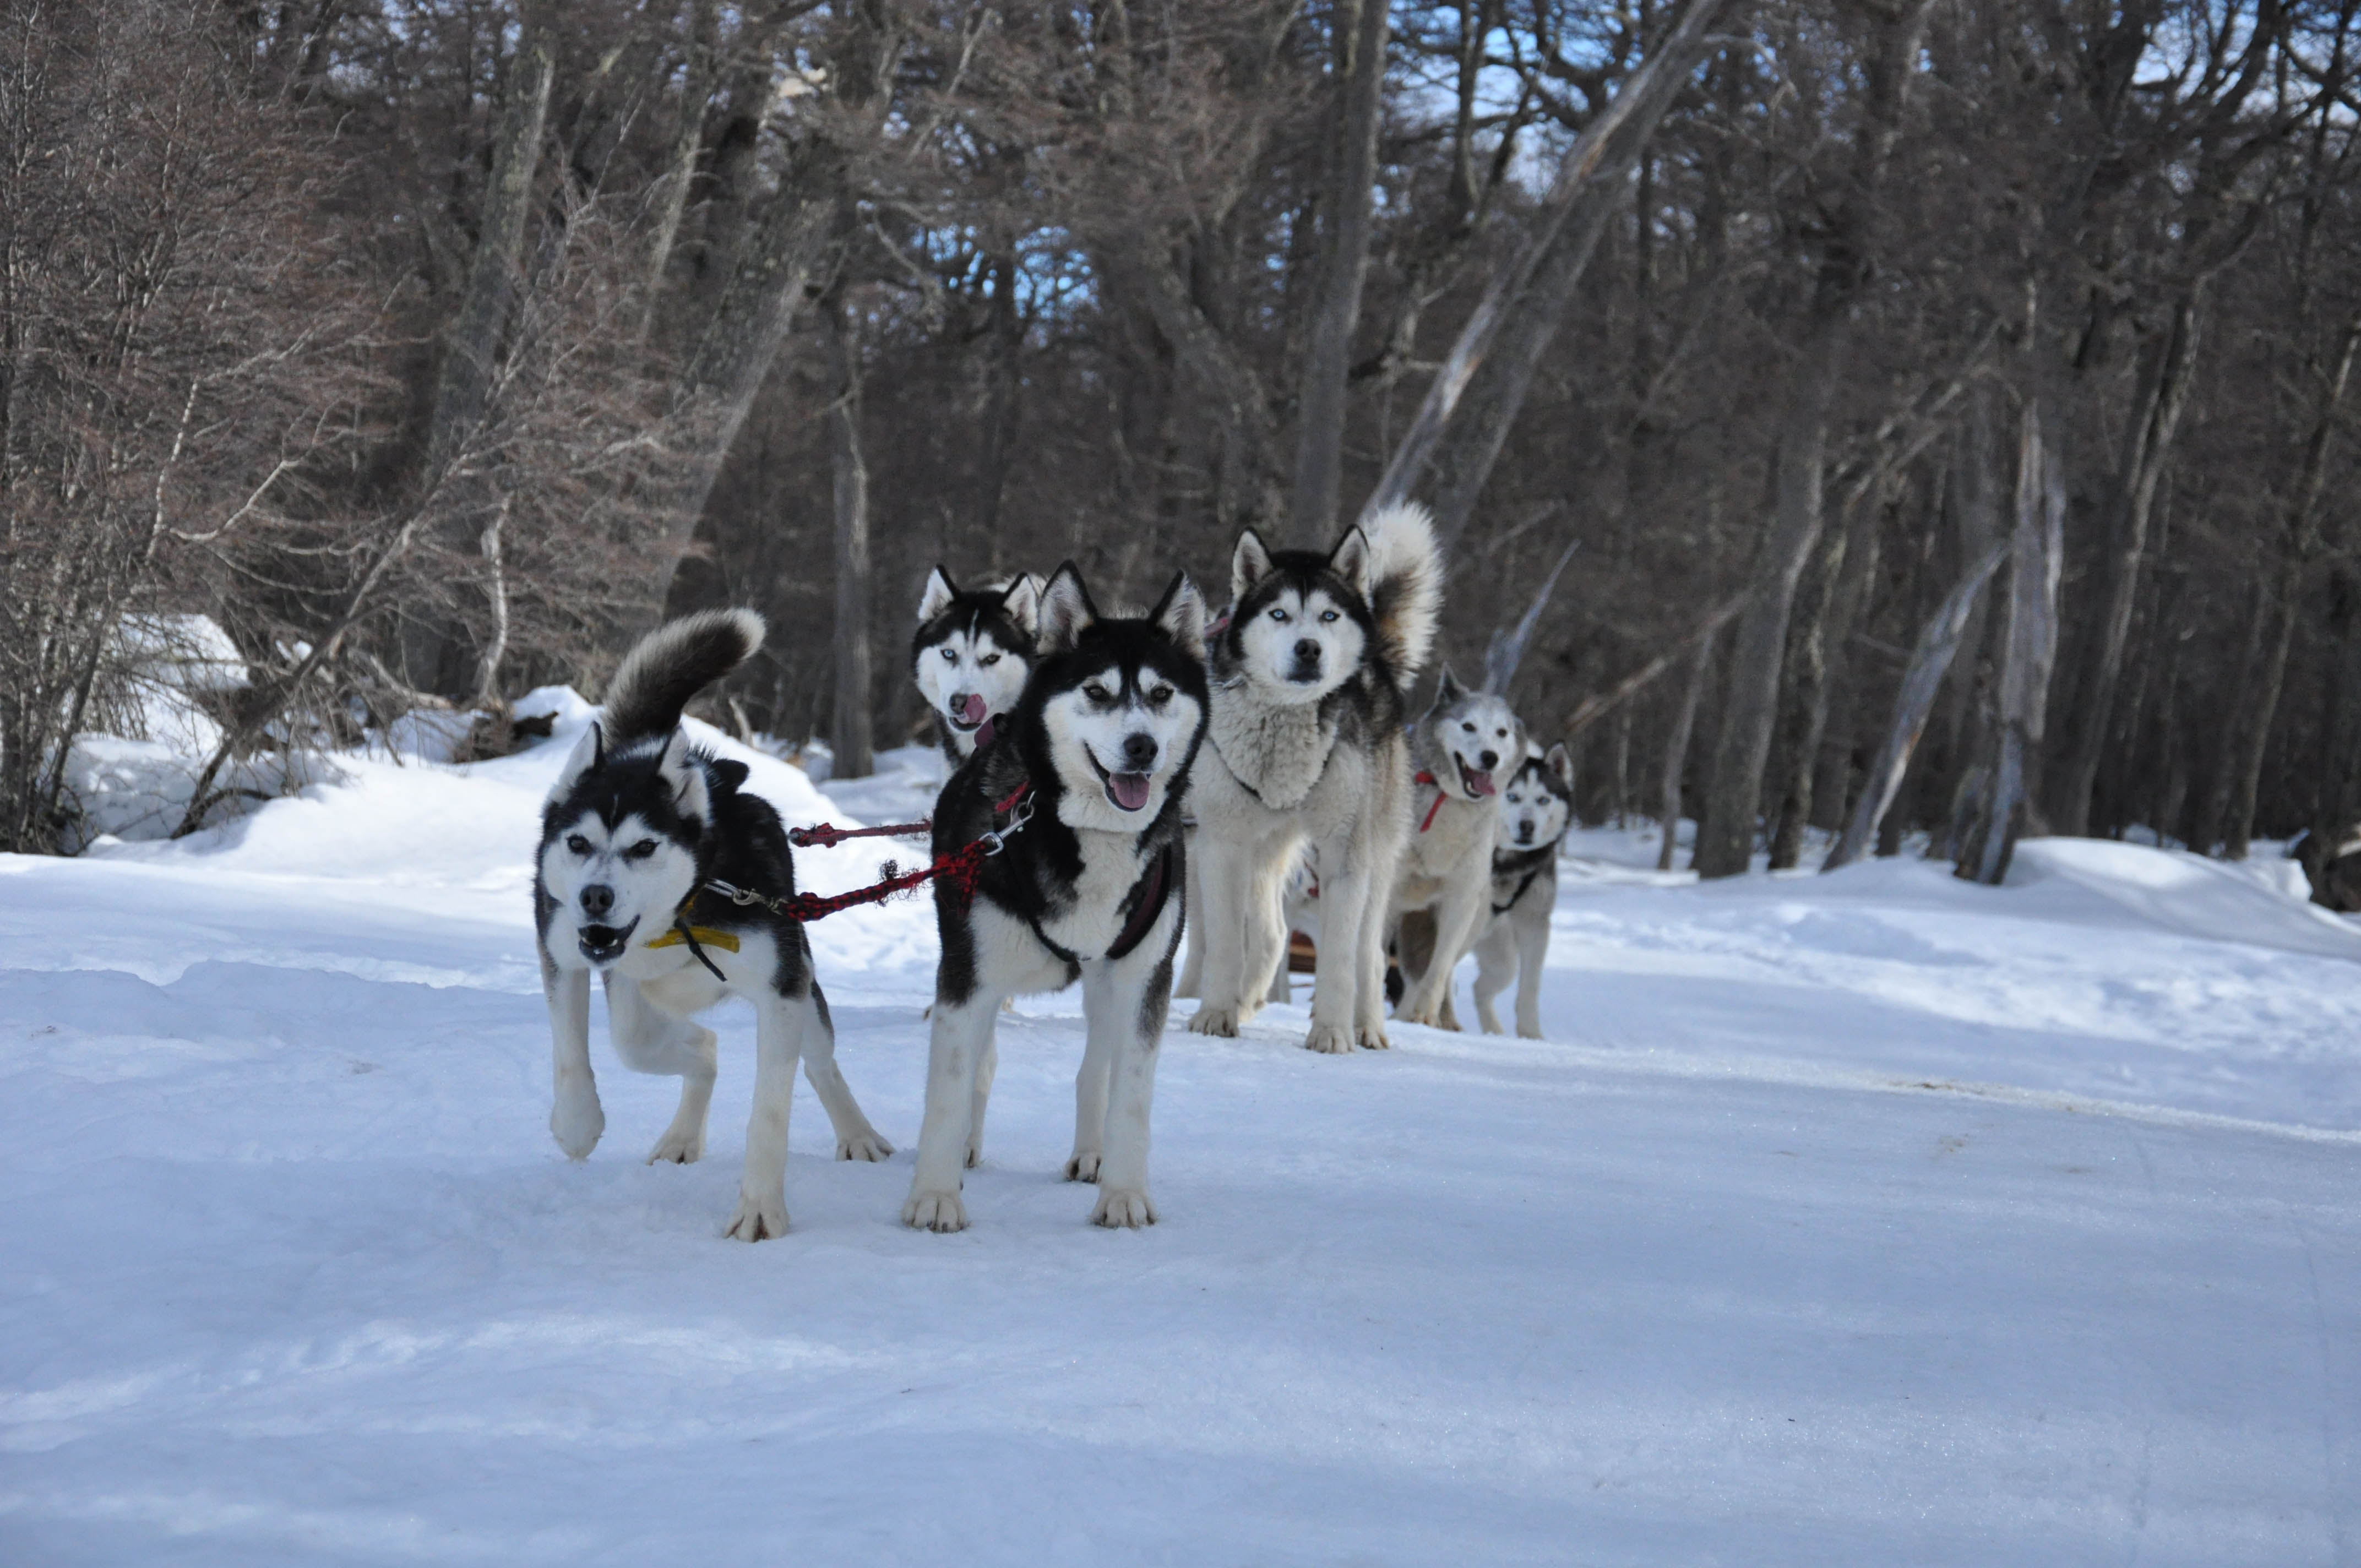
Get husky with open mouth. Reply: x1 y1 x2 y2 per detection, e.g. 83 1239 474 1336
1388 668 1525 1029
1184 502 1442 1053
912 568 1042 763
902 564 1207 1232
534 609 891 1242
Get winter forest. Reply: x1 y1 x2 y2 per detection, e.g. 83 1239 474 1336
10 0 2361 878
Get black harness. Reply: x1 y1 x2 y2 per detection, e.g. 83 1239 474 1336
1490 843 1558 916
1028 839 1180 966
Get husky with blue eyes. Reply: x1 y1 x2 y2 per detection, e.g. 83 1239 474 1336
533 609 891 1242
912 568 1042 763
903 563 1209 1232
1183 503 1443 1054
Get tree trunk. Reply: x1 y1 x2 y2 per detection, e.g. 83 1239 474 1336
1688 0 1933 878
826 298 874 780
1827 541 2007 872
2042 288 2205 834
1657 624 1718 870
1286 0 1391 543
1356 0 1729 547
1959 404 2064 885
2218 317 2359 858
414 12 554 698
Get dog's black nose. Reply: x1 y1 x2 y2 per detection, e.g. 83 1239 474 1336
1293 639 1320 662
1120 733 1159 771
1478 750 1499 771
580 883 614 918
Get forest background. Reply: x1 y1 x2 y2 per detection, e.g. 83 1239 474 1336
7 0 2358 885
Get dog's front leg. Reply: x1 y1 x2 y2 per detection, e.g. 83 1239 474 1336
1083 946 1169 1228
1513 913 1551 1041
1172 846 1205 1000
903 996 995 1232
723 989 815 1242
1470 919 1515 1035
1065 975 1118 1184
544 961 603 1158
967 1035 998 1169
1399 877 1486 1029
1305 843 1378 1054
1187 835 1258 1036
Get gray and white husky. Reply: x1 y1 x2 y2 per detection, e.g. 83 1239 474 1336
535 609 891 1242
904 565 1209 1232
1466 744 1572 1038
912 568 1042 763
1389 669 1524 1028
1186 503 1442 1053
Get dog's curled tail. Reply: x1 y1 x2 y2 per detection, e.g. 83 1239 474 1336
600 608 765 747
1362 500 1442 689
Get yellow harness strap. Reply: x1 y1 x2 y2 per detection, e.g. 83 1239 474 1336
645 925 742 954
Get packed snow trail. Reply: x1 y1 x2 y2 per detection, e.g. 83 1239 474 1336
1 712 2357 1565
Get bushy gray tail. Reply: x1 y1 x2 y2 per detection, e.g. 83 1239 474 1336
1362 502 1442 689
599 608 765 747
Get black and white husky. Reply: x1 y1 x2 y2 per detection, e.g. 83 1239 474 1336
535 609 891 1242
1185 503 1441 1053
912 568 1042 763
904 565 1208 1232
1467 744 1573 1038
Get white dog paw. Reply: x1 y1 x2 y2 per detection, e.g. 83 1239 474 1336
1090 1187 1158 1228
1189 1003 1249 1037
1064 1150 1102 1183
965 1139 986 1169
645 1126 704 1164
1517 1024 1544 1041
1303 1021 1357 1054
836 1130 895 1162
1394 997 1446 1029
1354 1023 1392 1051
550 1091 605 1160
902 1188 969 1232
721 1189 790 1242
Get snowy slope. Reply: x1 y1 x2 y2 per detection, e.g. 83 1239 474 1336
2 718 2357 1565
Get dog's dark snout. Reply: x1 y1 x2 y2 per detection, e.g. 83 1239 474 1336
1293 639 1320 662
580 883 614 918
1120 733 1159 771
1479 749 1499 771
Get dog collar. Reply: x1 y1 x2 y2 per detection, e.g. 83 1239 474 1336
646 923 742 954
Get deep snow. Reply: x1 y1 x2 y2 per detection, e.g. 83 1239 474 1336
2 712 2357 1565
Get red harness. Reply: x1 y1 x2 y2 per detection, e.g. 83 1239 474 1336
1413 770 1446 833
714 782 1035 925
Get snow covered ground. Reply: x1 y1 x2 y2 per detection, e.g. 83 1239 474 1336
3 711 2358 1565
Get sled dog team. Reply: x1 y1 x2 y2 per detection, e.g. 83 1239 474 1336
533 505 1575 1240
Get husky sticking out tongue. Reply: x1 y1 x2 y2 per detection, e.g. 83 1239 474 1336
1459 759 1497 798
959 692 991 727
1108 771 1153 811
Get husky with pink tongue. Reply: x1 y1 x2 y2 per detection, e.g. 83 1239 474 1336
912 568 1042 765
1387 667 1525 1029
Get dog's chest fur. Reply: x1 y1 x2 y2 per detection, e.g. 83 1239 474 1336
1207 688 1338 812
1397 789 1495 903
1029 826 1155 960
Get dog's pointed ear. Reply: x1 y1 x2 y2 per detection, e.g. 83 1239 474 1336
1434 665 1466 707
659 728 709 820
918 565 956 623
1328 525 1373 598
556 720 603 792
1151 571 1206 662
1000 573 1042 640
1038 562 1096 651
1544 742 1573 793
1231 529 1274 605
